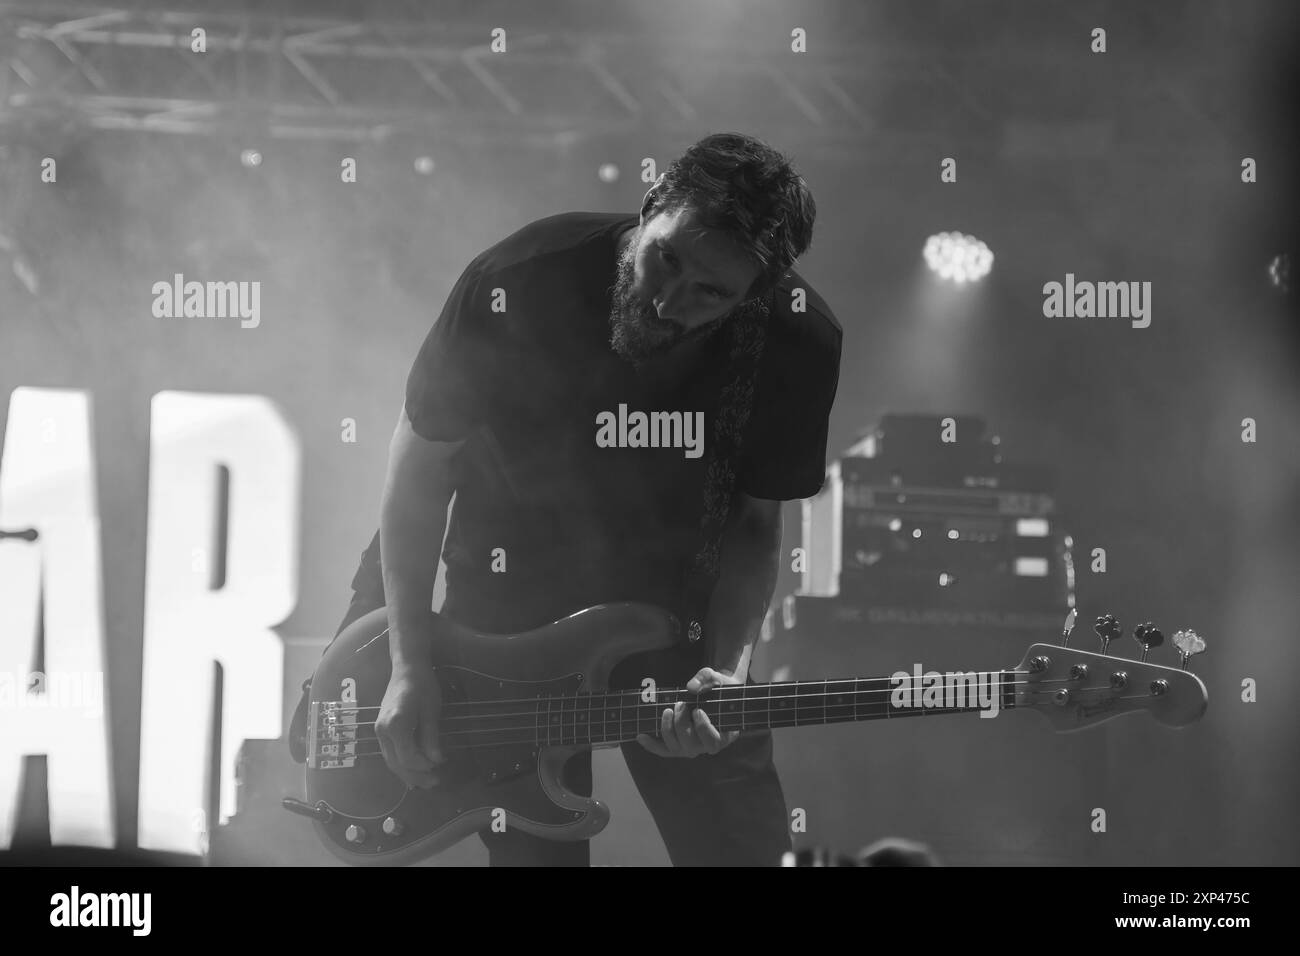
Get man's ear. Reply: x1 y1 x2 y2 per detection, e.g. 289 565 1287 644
639 174 665 222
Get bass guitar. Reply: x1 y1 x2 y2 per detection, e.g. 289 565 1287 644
283 604 1208 865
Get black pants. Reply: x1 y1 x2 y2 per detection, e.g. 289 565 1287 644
332 582 792 867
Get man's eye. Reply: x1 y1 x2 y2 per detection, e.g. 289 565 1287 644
658 246 677 267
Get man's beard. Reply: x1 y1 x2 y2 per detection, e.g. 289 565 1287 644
609 234 732 363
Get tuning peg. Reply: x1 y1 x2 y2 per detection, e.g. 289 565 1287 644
1093 614 1122 656
1061 608 1077 647
1172 629 1206 671
1132 622 1164 662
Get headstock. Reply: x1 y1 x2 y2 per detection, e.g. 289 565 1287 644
1015 611 1208 733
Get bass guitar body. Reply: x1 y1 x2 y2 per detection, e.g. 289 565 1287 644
298 602 681 865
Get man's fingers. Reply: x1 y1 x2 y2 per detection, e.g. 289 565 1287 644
378 718 444 787
687 667 721 693
661 706 683 754
378 736 440 788
392 731 436 773
377 727 397 774
416 716 445 766
672 701 692 735
692 707 723 752
671 703 710 757
392 741 441 788
641 704 723 759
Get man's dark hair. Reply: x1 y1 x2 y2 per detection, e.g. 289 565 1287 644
644 132 817 300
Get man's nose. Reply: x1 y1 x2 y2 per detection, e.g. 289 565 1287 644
653 281 685 323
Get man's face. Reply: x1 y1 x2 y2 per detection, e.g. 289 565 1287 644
610 204 762 362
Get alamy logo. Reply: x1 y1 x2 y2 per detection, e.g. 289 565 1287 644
1042 273 1151 328
49 885 151 936
890 664 1002 718
595 403 704 459
151 273 261 328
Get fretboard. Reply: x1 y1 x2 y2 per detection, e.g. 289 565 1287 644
439 675 1017 750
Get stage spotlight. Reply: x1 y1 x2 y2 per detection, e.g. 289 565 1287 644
414 156 436 175
923 231 993 283
1267 252 1290 293
598 163 619 183
239 149 262 168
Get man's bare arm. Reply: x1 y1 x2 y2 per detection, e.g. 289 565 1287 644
638 492 783 758
379 407 463 674
702 491 784 682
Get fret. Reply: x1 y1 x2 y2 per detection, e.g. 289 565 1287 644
867 676 888 722
743 683 771 732
825 678 855 725
769 681 797 729
795 681 824 727
576 691 589 746
716 684 741 733
640 689 654 740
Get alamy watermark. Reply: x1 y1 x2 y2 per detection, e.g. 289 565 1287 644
49 886 151 936
890 664 1002 718
1042 273 1151 328
595 403 705 459
151 273 260 328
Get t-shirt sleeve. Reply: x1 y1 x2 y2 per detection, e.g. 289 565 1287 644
404 259 512 442
737 309 842 500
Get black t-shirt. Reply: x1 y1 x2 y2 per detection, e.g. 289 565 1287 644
370 211 841 635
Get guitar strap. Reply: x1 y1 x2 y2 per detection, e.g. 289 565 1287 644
678 294 769 648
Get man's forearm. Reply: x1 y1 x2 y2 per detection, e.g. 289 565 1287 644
379 479 452 672
702 503 783 680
